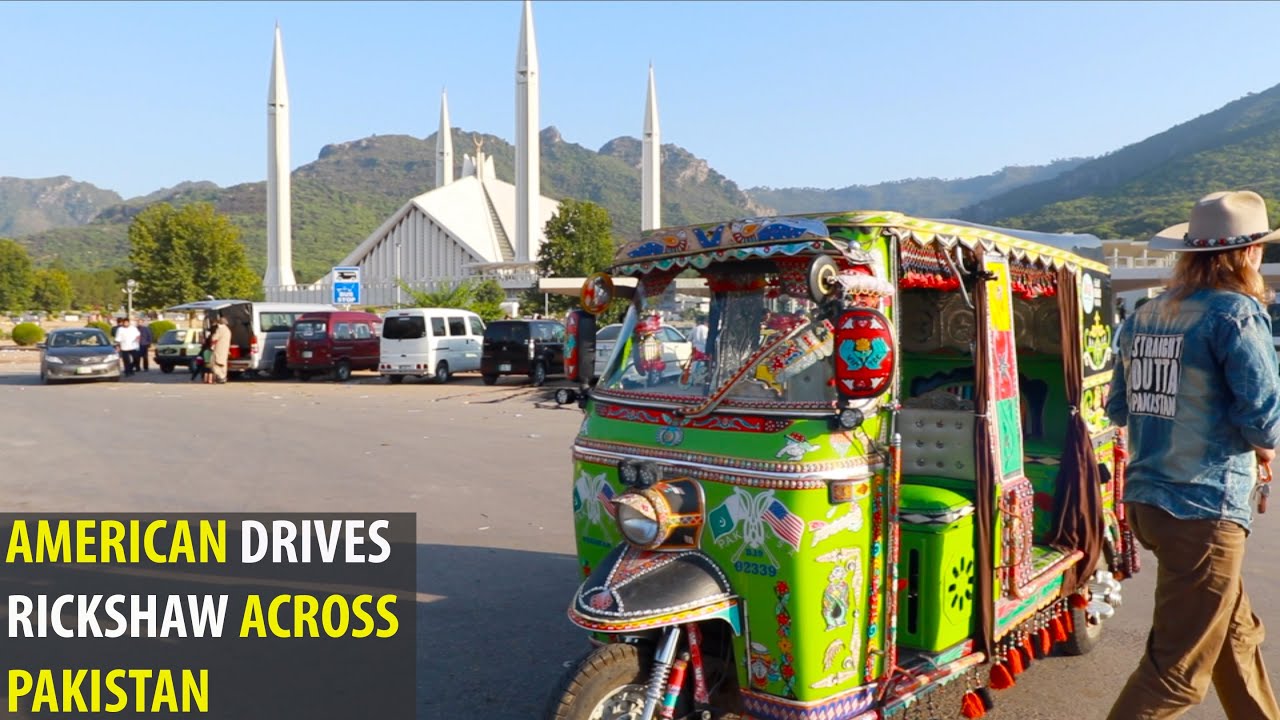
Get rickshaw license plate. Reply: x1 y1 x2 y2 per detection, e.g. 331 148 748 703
302 351 313 358
499 363 512 371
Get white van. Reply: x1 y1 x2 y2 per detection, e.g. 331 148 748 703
166 299 337 378
380 308 486 384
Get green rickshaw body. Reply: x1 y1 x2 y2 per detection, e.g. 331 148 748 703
560 212 1135 719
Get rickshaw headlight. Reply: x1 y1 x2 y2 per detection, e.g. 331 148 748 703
835 407 864 430
612 479 704 551
616 494 661 546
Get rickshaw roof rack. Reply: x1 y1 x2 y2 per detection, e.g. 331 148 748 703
615 211 1110 276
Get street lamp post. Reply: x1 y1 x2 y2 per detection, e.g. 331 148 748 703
123 279 138 319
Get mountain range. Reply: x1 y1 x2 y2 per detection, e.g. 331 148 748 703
9 79 1280 280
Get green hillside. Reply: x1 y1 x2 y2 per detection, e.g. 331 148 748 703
0 177 122 236
12 127 764 283
21 76 1280 280
965 84 1280 239
747 158 1086 218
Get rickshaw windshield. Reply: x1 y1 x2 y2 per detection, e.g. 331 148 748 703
596 266 837 406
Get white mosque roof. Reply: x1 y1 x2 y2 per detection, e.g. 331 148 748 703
336 173 560 269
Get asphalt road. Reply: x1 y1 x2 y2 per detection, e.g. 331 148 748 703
0 361 1274 719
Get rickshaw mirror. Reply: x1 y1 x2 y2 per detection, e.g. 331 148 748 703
808 255 841 304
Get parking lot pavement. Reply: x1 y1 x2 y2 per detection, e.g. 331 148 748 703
0 362 1274 719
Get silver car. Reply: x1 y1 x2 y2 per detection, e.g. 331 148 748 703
593 322 693 380
39 328 122 384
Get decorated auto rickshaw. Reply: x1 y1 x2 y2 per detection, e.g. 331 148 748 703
546 211 1138 720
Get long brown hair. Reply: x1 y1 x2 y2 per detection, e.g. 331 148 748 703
1165 245 1271 305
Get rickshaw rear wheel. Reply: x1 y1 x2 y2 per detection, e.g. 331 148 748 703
1062 602 1103 656
544 642 652 720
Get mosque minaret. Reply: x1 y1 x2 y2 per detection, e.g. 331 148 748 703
515 0 540 263
642 64 661 231
436 90 454 187
264 24 296 289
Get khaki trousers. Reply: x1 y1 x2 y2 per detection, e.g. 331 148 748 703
1107 503 1279 720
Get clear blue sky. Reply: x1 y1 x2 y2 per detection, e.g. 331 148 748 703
5 1 1280 199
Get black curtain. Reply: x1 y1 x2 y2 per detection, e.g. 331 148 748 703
1046 265 1106 595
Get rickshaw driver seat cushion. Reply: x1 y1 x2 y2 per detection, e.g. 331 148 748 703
899 406 977 481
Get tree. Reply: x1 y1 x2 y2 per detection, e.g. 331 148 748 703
402 279 475 309
0 239 34 312
400 277 507 320
525 199 615 315
68 268 127 311
128 202 260 308
471 278 508 321
31 268 74 312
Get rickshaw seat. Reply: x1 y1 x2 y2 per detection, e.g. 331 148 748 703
899 407 976 482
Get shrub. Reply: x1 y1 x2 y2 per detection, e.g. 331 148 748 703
86 320 113 336
148 320 176 342
11 322 45 346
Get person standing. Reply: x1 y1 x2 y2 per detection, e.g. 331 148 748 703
1105 190 1280 720
114 317 142 377
191 330 213 383
112 317 125 372
209 317 232 384
689 313 709 355
136 318 153 372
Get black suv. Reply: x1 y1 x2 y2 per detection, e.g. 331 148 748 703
480 319 566 386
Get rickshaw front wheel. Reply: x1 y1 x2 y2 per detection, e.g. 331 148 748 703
544 642 653 720
1062 602 1104 656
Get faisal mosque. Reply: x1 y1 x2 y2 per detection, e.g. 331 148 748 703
263 1 664 306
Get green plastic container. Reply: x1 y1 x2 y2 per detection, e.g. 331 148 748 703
897 484 976 652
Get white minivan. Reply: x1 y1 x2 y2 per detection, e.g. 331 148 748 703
379 308 486 384
166 299 337 378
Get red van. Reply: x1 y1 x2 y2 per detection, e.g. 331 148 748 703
286 311 382 381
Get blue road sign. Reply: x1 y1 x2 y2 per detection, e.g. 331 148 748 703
332 266 361 306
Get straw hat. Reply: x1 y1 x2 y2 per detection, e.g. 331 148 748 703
1149 190 1280 252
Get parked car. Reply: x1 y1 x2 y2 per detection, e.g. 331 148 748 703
165 299 337 378
380 308 485 384
593 321 693 380
286 311 383 381
38 328 121 384
154 328 204 373
480 319 566 386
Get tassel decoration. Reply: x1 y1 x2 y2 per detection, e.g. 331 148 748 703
989 660 1015 690
1064 608 1075 634
977 687 996 710
1007 646 1025 675
1051 616 1068 643
1022 635 1036 663
961 691 987 718
1037 627 1052 658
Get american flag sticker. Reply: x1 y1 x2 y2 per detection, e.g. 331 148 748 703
762 499 804 550
597 483 617 518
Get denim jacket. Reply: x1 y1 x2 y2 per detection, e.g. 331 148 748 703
1105 288 1280 531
